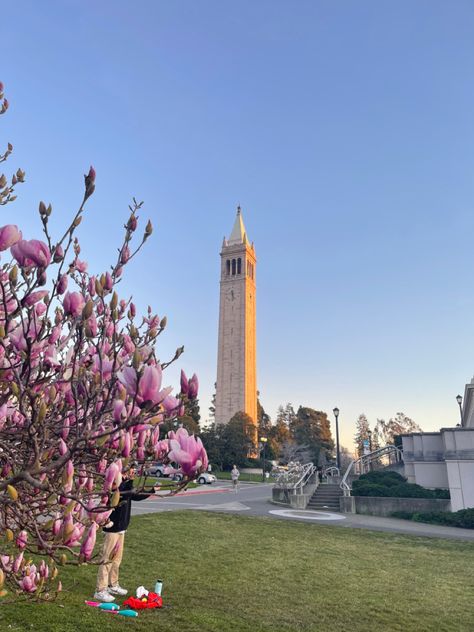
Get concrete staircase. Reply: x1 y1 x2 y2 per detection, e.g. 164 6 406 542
307 482 343 511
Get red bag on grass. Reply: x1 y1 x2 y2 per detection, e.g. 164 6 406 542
123 591 163 610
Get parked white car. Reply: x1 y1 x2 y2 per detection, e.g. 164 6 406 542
146 462 167 477
197 472 216 485
172 471 216 484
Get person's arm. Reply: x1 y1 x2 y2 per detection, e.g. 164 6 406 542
129 484 159 501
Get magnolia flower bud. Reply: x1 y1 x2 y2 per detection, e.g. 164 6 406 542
53 245 64 263
145 220 153 238
84 166 96 200
82 300 93 320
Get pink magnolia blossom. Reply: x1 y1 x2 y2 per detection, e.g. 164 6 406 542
11 239 51 268
104 272 113 290
103 463 119 492
16 530 28 550
0 224 21 251
13 552 24 573
180 370 189 395
139 365 163 403
20 575 37 593
63 291 85 318
23 290 49 307
57 274 68 295
188 374 199 399
80 523 97 561
75 259 88 273
168 427 208 477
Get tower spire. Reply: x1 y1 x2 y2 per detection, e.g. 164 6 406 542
228 205 248 245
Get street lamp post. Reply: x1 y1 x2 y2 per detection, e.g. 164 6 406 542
260 437 268 482
332 407 341 471
456 394 463 425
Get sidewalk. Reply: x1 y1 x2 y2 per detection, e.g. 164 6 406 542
338 512 474 541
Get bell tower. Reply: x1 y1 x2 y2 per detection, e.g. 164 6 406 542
215 206 257 433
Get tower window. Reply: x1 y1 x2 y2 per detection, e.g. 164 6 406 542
232 259 236 275
237 258 242 274
226 260 230 275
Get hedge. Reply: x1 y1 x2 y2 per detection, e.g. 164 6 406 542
391 508 474 529
352 471 450 500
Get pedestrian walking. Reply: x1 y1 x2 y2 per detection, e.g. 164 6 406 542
231 464 240 493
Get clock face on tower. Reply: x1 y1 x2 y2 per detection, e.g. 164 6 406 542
226 288 240 302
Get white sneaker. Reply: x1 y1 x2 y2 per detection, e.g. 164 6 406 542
108 584 128 596
94 590 115 602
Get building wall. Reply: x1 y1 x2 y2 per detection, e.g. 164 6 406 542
401 428 474 511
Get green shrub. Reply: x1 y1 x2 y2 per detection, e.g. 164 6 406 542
451 508 474 528
351 482 388 497
433 488 451 499
412 511 456 526
390 508 474 529
358 471 406 486
388 483 435 498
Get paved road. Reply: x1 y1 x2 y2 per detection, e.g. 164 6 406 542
132 481 474 541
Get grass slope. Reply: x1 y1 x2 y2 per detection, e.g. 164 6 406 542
1 511 474 632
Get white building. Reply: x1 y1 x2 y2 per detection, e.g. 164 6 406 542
401 377 474 511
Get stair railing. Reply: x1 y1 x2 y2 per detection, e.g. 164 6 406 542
340 445 403 496
272 461 316 495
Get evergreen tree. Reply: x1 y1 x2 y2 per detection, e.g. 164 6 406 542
209 382 216 422
221 411 256 469
257 392 272 436
290 407 334 464
354 413 371 457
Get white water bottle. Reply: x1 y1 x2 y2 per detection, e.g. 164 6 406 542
154 579 163 596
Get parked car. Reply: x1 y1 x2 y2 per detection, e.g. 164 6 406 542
197 472 216 485
172 471 216 484
146 462 167 477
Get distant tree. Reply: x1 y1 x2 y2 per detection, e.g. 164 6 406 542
290 407 334 464
221 412 256 469
160 415 200 438
354 413 371 457
200 425 224 470
279 441 312 464
268 403 295 461
276 403 297 426
374 412 421 447
257 392 272 436
339 446 355 472
209 382 216 422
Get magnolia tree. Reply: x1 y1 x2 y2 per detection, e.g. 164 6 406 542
0 83 208 600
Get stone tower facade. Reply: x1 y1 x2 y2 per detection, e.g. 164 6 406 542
215 207 257 432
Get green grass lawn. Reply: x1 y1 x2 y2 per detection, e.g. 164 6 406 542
1 511 474 631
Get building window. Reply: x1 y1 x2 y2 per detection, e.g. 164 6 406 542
237 258 242 274
226 260 230 275
232 259 236 275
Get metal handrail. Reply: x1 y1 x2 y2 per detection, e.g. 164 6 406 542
292 462 316 491
272 461 316 493
340 445 403 496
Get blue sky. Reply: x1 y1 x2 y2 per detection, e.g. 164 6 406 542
2 1 474 447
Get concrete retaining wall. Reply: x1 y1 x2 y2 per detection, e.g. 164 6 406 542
272 482 318 510
340 496 451 516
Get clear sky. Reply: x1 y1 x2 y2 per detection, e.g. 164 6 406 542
2 1 474 448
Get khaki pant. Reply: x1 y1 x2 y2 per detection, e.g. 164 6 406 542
96 532 125 592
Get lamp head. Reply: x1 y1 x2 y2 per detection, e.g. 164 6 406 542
333 407 339 417
456 394 463 406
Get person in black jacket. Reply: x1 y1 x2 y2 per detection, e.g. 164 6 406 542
94 464 157 602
